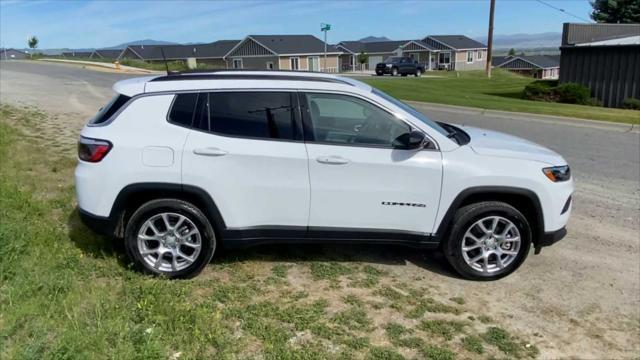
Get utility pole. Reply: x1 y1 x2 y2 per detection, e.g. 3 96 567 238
321 23 331 72
486 0 495 78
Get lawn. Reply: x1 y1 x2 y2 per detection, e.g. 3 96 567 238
361 70 640 124
0 104 541 359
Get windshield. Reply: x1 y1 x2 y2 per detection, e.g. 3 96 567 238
383 57 402 63
372 88 449 137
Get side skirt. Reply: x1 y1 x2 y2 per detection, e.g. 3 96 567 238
221 226 440 250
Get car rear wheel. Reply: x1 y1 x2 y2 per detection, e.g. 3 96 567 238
415 69 422 77
391 68 398 76
443 201 532 280
124 199 216 279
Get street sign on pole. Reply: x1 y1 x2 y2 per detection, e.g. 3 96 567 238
321 23 332 72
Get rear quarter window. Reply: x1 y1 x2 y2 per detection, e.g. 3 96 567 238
90 94 131 125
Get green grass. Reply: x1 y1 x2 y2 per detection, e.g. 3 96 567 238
0 103 543 358
361 69 640 124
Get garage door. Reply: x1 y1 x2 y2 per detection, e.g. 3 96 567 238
368 56 382 70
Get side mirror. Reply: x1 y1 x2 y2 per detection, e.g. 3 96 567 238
392 130 427 150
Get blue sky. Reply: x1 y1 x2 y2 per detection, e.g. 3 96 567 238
0 0 593 49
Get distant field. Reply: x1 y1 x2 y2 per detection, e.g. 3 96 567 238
361 70 639 124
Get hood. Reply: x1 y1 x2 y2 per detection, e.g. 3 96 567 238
461 125 566 166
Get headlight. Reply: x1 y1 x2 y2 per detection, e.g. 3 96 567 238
542 166 571 182
386 64 392 68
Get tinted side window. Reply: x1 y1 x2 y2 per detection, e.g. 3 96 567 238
209 92 298 140
90 94 131 124
168 93 198 127
304 93 410 147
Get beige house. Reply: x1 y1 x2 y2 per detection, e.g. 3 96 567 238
224 35 341 72
421 35 487 71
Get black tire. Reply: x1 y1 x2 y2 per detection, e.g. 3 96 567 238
391 67 398 76
376 72 383 76
443 201 532 281
124 198 216 279
415 69 422 77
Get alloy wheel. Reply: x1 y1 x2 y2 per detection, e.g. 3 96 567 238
137 212 202 272
461 216 521 274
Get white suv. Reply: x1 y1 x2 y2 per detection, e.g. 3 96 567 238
75 71 573 280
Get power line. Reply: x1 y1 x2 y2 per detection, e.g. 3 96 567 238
535 0 592 23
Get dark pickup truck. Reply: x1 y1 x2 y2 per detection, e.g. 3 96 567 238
375 57 425 77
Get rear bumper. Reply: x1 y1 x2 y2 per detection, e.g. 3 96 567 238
78 208 117 237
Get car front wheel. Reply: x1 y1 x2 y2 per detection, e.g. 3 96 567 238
124 199 216 279
391 68 398 76
443 201 532 280
415 69 422 77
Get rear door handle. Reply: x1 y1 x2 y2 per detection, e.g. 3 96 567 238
316 156 350 165
193 147 228 156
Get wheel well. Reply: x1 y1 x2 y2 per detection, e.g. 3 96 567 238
437 189 544 246
110 184 225 238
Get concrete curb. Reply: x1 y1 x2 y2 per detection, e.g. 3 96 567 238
38 58 161 74
406 100 640 133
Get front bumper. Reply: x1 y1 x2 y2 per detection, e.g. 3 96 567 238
534 226 567 254
376 67 392 74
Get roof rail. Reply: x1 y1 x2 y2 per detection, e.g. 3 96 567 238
150 69 354 86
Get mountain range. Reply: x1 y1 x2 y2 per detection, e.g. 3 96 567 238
474 32 562 49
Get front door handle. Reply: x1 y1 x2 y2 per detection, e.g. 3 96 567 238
316 156 350 165
193 147 228 156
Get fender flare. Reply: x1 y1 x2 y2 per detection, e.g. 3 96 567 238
433 186 545 243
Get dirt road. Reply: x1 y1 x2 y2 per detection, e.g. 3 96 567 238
1 60 638 358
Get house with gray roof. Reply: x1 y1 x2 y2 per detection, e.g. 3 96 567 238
61 51 94 59
119 40 240 68
337 35 486 72
336 40 435 71
494 55 560 79
422 35 487 70
90 49 125 60
559 22 639 107
224 35 342 72
1 48 28 60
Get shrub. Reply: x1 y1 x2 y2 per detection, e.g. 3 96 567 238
623 98 640 110
555 82 591 105
522 80 558 101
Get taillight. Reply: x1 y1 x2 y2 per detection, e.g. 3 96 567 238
78 136 112 162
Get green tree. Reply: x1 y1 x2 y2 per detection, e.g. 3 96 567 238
357 51 368 70
590 0 640 23
508 48 516 56
27 36 38 58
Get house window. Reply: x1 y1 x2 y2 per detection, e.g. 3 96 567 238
232 59 243 69
438 52 450 64
308 56 319 71
477 50 483 60
289 57 299 70
266 61 274 70
467 51 473 63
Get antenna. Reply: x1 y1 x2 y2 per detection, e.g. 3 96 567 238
159 47 169 75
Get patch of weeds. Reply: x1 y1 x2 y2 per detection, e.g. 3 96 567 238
375 286 407 302
477 314 493 323
288 290 309 301
271 264 289 278
449 296 465 305
367 346 405 360
333 306 372 332
343 294 364 306
385 322 409 342
419 319 466 340
482 326 539 358
419 345 455 360
462 335 484 354
406 298 462 318
344 336 370 350
308 262 353 281
210 284 256 305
